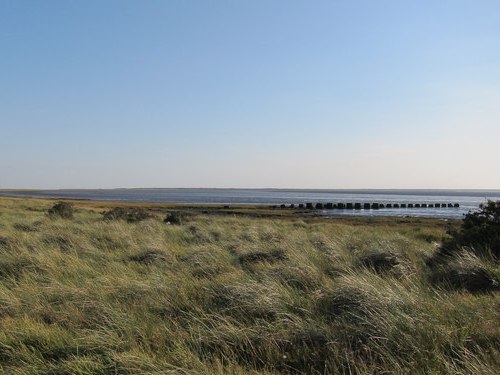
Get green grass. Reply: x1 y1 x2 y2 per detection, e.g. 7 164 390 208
0 197 498 374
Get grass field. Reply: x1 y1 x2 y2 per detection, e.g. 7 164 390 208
0 197 498 374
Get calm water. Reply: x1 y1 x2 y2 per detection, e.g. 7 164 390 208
2 188 500 219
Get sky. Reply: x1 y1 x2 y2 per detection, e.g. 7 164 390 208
1 0 499 189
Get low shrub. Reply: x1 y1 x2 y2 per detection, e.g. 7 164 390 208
443 200 500 258
428 201 500 291
102 207 153 223
102 207 128 221
164 211 184 225
48 202 74 219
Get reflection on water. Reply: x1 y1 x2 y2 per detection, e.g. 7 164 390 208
321 207 465 219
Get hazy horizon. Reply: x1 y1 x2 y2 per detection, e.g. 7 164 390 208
2 187 500 193
1 1 499 190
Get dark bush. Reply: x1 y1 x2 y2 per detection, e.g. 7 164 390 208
103 207 153 223
127 208 154 222
48 202 74 219
427 201 500 292
102 207 127 221
443 200 500 258
164 212 184 225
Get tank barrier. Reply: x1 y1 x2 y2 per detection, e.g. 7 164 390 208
276 202 460 210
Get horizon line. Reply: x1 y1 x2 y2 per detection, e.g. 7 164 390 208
2 187 500 192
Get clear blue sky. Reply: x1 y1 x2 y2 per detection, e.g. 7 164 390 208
1 0 499 189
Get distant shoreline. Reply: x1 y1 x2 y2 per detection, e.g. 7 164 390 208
2 187 500 195
0 195 464 221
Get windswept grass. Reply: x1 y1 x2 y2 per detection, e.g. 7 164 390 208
0 197 498 374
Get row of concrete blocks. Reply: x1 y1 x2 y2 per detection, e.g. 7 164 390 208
274 202 460 209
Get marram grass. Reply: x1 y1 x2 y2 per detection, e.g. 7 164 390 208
0 197 498 374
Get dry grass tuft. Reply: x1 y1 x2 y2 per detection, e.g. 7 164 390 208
358 251 400 273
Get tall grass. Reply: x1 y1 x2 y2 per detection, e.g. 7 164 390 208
0 197 498 374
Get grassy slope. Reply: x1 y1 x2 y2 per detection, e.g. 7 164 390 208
0 197 498 374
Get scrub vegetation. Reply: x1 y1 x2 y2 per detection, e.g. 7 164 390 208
0 197 498 374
